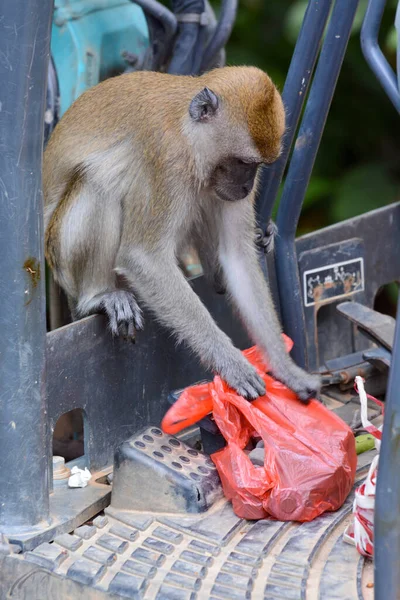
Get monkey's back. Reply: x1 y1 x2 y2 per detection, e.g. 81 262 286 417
43 66 280 207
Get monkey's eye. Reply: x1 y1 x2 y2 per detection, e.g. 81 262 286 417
235 158 260 166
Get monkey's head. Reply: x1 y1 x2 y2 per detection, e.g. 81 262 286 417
187 66 285 203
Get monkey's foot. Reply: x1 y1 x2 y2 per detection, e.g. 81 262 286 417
100 290 144 341
255 219 278 254
219 352 266 400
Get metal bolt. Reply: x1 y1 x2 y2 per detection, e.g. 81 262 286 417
53 455 71 480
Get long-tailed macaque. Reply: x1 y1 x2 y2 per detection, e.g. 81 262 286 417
44 66 321 401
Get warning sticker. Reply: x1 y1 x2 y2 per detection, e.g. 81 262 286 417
303 258 364 307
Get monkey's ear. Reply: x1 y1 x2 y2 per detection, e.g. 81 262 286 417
189 87 219 122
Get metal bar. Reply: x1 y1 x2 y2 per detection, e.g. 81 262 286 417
375 297 400 599
256 0 333 227
361 0 400 113
274 0 360 369
0 0 53 528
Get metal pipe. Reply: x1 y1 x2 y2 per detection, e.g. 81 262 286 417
274 0 360 369
133 0 177 41
168 0 204 75
131 0 177 69
200 0 237 72
374 297 400 599
361 0 400 113
256 0 333 227
0 0 53 528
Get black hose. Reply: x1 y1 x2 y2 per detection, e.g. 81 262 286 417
168 0 205 75
133 0 177 40
192 0 225 74
130 0 178 69
200 0 237 72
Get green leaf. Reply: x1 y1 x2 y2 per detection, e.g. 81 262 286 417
330 164 399 223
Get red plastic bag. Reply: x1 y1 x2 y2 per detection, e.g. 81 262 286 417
162 336 357 522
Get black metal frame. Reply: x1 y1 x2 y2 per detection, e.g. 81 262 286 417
361 0 400 113
1 0 400 594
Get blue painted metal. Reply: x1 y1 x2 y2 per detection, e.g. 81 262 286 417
361 0 400 114
256 0 333 227
375 297 400 599
0 0 53 529
274 0 360 369
396 2 400 94
51 0 149 116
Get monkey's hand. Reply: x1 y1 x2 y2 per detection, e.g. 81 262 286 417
218 350 266 400
281 366 322 403
255 219 278 254
100 290 144 342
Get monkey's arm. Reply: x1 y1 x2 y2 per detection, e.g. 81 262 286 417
116 250 266 399
218 202 321 402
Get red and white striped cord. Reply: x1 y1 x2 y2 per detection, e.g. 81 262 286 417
343 376 383 558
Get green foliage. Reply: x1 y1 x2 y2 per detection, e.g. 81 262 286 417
217 0 400 231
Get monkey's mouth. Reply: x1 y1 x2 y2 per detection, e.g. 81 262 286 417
214 187 251 203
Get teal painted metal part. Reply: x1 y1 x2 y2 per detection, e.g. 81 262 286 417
51 0 150 117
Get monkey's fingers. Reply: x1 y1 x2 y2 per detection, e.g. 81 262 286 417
265 220 278 254
107 307 119 337
284 370 322 403
221 358 266 400
126 319 136 342
117 321 136 343
237 376 266 400
255 220 278 254
127 295 144 331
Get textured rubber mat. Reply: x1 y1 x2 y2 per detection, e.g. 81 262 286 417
7 428 375 600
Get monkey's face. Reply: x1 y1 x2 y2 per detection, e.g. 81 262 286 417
187 69 286 201
210 157 261 202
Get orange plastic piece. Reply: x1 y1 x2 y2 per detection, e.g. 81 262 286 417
162 336 357 522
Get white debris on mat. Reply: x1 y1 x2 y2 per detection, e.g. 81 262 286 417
68 466 92 488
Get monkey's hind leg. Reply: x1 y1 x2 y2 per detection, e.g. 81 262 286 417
52 179 143 341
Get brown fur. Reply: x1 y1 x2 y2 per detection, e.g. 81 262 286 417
43 66 321 402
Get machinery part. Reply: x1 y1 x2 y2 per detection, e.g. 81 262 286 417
0 0 52 530
375 298 400 599
295 203 400 372
53 456 71 481
167 0 228 75
256 0 333 225
0 450 377 599
168 0 206 75
110 427 222 514
363 347 391 370
336 301 396 350
274 0 360 369
51 0 150 116
199 0 237 73
130 0 177 71
361 0 400 113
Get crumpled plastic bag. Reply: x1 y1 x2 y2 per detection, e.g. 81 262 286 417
162 336 357 522
68 466 92 488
